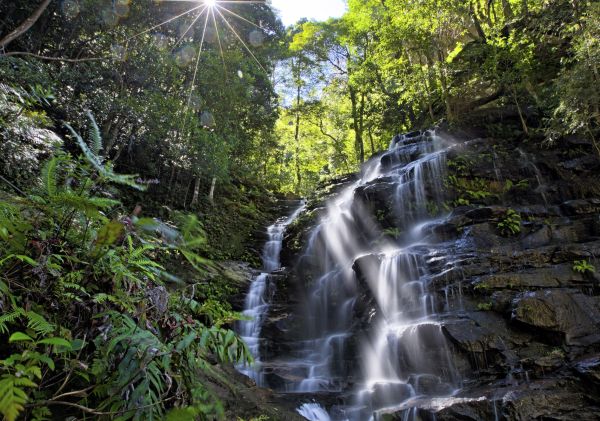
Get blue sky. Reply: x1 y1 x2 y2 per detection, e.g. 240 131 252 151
270 0 347 26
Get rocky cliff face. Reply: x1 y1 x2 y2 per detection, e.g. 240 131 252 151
262 128 600 420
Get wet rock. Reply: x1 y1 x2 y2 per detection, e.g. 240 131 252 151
561 198 600 216
501 383 599 420
573 356 600 386
443 320 502 354
352 254 382 325
370 382 414 408
475 265 583 290
511 289 600 346
379 396 494 421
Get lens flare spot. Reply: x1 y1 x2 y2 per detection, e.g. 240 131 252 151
189 93 202 111
174 45 196 67
152 33 169 50
61 0 80 19
204 0 217 7
200 111 216 128
248 29 264 47
101 8 119 27
111 44 127 61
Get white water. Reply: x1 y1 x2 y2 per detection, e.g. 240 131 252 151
236 203 305 385
286 131 464 420
297 403 333 421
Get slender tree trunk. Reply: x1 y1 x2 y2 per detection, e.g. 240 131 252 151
350 87 365 164
294 85 302 193
522 0 529 16
182 176 192 209
208 177 217 204
368 125 376 155
512 86 529 136
0 0 52 49
190 177 201 207
359 92 366 162
433 52 453 121
501 0 514 20
470 1 488 41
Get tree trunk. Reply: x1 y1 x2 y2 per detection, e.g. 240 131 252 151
182 176 192 209
368 125 376 155
358 92 366 162
469 1 488 41
294 85 302 193
350 87 365 164
512 87 529 136
522 0 529 16
501 0 514 20
190 177 201 207
208 177 217 204
433 52 454 121
0 0 52 50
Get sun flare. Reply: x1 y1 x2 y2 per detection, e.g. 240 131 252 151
204 0 217 7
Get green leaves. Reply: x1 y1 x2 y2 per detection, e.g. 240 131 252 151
95 220 124 247
497 208 522 237
0 376 31 421
8 332 33 343
65 113 146 191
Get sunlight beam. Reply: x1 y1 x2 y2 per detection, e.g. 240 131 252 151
129 4 204 39
210 7 227 72
173 6 208 48
186 9 211 115
216 4 264 30
214 7 267 73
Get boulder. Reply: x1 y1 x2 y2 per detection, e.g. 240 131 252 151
511 289 600 346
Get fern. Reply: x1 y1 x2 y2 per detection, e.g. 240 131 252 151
64 116 145 191
0 309 24 335
25 311 55 336
86 111 103 157
0 375 33 421
40 156 60 198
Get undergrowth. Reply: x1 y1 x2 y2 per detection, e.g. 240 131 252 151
0 114 251 420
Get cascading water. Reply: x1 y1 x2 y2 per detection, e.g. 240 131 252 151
267 131 467 420
236 203 305 385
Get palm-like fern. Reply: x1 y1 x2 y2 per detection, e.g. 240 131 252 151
64 113 145 191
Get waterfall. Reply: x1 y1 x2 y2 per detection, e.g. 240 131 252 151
236 202 305 385
279 131 464 420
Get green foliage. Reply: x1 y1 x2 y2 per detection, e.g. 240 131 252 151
497 208 522 236
446 175 493 206
477 302 493 311
573 260 596 275
549 4 600 155
0 121 249 421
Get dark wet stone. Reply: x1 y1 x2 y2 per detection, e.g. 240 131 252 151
573 356 600 386
511 289 600 346
561 198 600 216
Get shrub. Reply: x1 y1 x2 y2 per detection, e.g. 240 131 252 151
497 208 521 236
0 116 250 421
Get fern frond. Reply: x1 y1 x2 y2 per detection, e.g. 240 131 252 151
65 118 146 191
54 193 119 219
25 311 55 336
0 376 31 421
41 157 60 198
0 309 25 335
86 111 103 157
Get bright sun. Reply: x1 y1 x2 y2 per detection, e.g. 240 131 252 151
204 0 217 7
